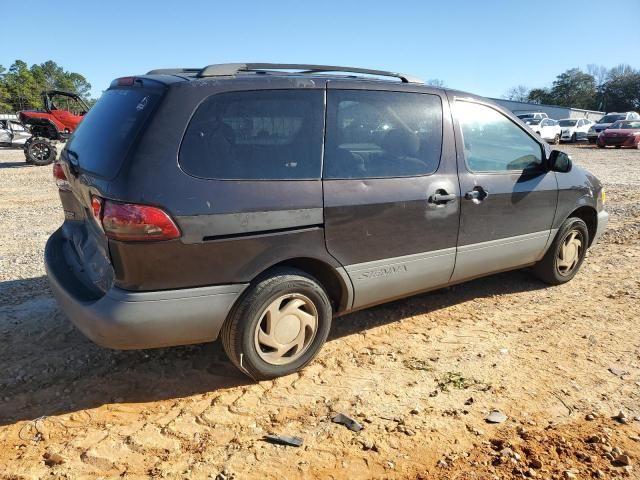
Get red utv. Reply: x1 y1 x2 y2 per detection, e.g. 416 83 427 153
18 90 89 165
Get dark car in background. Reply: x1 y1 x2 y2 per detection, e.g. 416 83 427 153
45 63 608 379
597 120 640 149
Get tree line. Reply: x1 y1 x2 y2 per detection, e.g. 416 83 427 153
503 64 640 113
0 60 94 113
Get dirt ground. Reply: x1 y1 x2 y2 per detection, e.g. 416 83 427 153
1 144 639 480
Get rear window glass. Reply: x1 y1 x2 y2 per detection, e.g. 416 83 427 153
180 90 324 180
324 90 443 179
65 88 159 179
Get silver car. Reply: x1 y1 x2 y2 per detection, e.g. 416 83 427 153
0 115 32 146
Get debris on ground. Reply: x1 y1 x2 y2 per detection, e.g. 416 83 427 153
262 434 304 447
331 413 364 432
485 410 508 424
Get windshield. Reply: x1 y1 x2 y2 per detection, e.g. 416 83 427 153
65 88 160 179
612 120 640 129
599 114 625 124
559 120 577 127
517 114 534 119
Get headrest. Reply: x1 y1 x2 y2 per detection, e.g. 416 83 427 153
381 129 420 157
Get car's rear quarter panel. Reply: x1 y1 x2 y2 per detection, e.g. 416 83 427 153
106 76 337 291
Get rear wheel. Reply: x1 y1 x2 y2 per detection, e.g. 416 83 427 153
221 268 332 380
533 217 588 285
25 137 57 166
597 144 605 149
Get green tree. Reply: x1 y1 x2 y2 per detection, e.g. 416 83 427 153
547 68 597 109
4 60 41 111
503 85 530 102
602 65 640 112
527 88 553 105
0 59 94 113
0 65 12 112
31 60 92 99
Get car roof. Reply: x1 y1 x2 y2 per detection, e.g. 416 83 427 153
145 63 425 84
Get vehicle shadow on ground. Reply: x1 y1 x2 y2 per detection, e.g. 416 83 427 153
0 161 32 169
0 270 547 426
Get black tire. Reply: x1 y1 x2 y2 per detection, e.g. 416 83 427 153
553 134 560 145
615 145 622 149
571 133 577 143
25 137 57 166
23 138 34 163
533 217 589 285
597 144 605 149
221 268 332 380
588 138 596 144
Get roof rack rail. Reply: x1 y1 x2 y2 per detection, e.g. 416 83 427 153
196 63 423 84
146 68 201 75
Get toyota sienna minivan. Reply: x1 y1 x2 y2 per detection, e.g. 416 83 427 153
45 63 608 379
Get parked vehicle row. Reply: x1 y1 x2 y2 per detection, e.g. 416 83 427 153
517 110 640 148
559 118 595 143
520 117 562 144
517 113 596 144
588 112 640 144
45 63 608 379
596 120 640 149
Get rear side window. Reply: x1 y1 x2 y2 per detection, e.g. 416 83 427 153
324 90 443 179
66 88 160 179
180 90 324 180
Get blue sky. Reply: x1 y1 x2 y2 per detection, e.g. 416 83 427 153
3 0 638 99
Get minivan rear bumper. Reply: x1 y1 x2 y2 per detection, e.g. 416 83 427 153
45 228 248 350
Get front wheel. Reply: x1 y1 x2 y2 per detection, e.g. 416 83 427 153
588 138 596 144
533 217 589 285
221 268 332 380
25 137 57 166
553 134 560 145
571 133 577 143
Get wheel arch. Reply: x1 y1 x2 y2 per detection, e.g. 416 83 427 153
256 257 353 314
567 205 597 247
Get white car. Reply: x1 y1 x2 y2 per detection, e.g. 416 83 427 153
523 117 561 144
559 118 594 143
517 112 548 121
0 115 31 147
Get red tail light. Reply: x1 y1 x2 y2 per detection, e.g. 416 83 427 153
100 200 181 241
91 196 103 220
52 162 70 190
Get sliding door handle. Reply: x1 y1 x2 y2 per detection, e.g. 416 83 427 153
464 186 489 203
428 191 457 205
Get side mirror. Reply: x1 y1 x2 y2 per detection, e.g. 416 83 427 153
548 150 572 173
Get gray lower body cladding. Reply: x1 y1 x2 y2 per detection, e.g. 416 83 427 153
45 228 248 349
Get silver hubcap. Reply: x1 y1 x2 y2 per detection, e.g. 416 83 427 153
557 230 583 275
254 294 318 365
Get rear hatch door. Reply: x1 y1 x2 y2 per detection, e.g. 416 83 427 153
58 82 165 295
